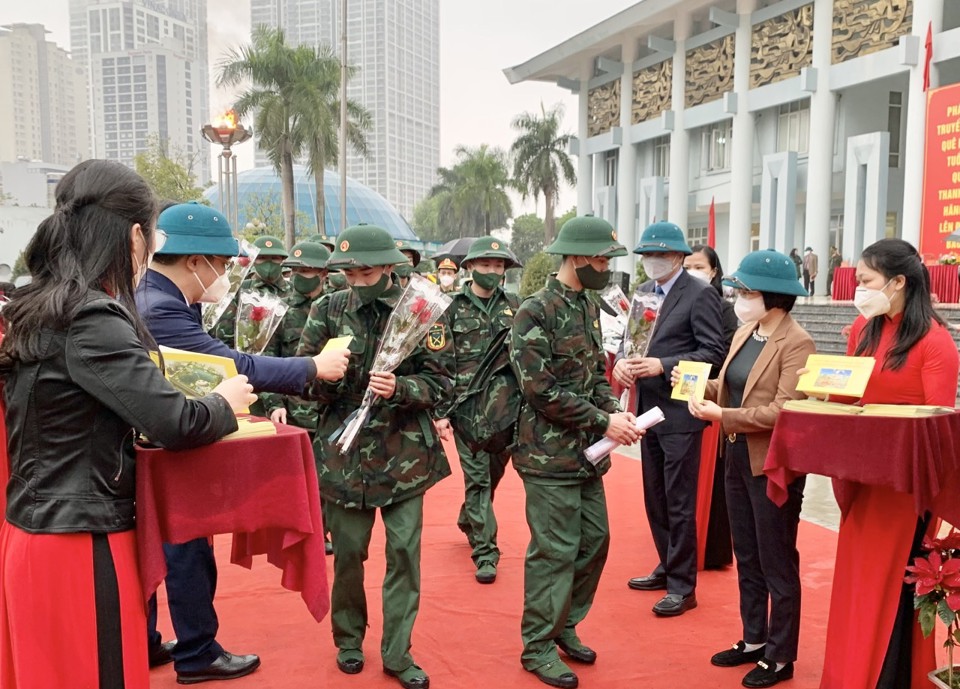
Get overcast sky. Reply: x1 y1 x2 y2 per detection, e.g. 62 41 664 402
4 0 635 216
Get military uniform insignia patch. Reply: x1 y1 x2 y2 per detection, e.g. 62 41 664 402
426 322 446 351
340 240 350 252
503 308 513 316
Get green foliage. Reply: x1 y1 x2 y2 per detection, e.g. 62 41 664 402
634 261 649 291
411 195 454 242
12 251 28 279
239 192 310 244
510 213 544 265
556 207 577 232
429 144 512 237
133 134 205 202
519 252 559 298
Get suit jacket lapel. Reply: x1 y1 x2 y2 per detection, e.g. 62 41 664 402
649 271 686 346
742 315 793 401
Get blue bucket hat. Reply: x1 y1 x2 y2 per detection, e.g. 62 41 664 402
156 202 240 256
633 221 693 255
723 250 809 296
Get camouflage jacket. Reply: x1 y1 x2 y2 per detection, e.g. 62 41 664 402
211 274 291 350
447 284 519 402
296 284 454 508
509 276 620 480
260 289 320 431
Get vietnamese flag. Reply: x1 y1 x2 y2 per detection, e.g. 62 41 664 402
924 21 933 91
707 197 716 248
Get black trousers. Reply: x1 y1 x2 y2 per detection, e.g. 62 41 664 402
640 429 702 596
803 270 814 296
726 441 805 663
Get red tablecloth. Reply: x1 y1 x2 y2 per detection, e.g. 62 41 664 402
832 264 960 303
763 409 960 526
135 421 329 622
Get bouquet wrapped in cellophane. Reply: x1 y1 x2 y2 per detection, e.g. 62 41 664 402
598 284 631 355
235 291 289 355
622 291 664 359
201 239 260 332
334 274 453 454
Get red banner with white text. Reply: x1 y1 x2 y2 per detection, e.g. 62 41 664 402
920 83 960 262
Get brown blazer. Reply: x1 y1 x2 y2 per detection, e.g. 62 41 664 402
705 313 816 476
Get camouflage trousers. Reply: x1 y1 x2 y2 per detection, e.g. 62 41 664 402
326 495 423 672
520 476 610 671
454 435 509 566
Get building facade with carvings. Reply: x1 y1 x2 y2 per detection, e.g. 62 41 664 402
505 0 960 281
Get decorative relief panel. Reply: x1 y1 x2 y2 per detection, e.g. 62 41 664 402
685 35 735 109
750 4 814 89
632 60 672 124
588 80 621 138
832 0 912 64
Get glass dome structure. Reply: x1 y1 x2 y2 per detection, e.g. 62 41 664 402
204 165 417 240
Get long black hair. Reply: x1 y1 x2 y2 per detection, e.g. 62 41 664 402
853 238 946 371
0 160 157 372
688 244 725 296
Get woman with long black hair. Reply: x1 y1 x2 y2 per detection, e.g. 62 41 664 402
0 160 253 688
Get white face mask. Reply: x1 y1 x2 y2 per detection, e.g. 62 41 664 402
642 255 677 281
686 268 713 284
734 294 768 324
853 280 894 320
439 274 455 287
195 257 231 304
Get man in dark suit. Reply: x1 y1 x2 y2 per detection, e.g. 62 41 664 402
613 221 726 617
135 202 349 684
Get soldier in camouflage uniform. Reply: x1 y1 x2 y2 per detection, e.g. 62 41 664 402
510 215 645 689
439 236 519 585
296 224 454 689
393 240 420 289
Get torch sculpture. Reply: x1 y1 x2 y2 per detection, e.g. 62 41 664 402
201 110 252 232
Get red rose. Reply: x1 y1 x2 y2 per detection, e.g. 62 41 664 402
250 306 268 322
643 309 657 322
419 310 433 325
618 298 629 311
410 296 428 314
237 256 251 267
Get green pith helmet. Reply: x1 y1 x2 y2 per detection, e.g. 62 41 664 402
723 250 809 296
463 236 520 269
326 224 407 269
544 215 627 258
394 239 421 267
305 234 336 251
156 202 239 256
284 241 331 269
633 221 692 255
252 235 288 258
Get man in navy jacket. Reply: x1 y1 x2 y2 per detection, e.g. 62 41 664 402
136 202 348 684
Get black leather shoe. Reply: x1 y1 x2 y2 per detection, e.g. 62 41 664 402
149 640 176 668
383 664 430 689
176 652 261 684
627 573 667 591
337 657 364 674
555 638 596 664
742 659 794 687
711 641 767 667
652 593 697 617
530 660 578 688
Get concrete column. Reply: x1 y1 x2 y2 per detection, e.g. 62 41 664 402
900 0 944 247
577 61 594 215
616 39 639 269
727 0 757 273
802 0 837 292
668 14 691 229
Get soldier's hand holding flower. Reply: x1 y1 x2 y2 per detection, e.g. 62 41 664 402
368 371 397 399
313 348 350 381
605 412 645 445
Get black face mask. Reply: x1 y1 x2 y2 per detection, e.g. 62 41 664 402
575 261 610 290
351 273 390 305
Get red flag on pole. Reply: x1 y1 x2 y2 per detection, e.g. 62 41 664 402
923 21 933 91
707 197 716 249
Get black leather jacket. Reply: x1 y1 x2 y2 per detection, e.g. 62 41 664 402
3 293 238 533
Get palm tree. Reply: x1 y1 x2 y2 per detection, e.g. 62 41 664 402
218 27 304 248
429 145 512 237
510 103 576 244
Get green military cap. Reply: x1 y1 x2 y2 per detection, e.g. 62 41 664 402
463 236 520 269
633 221 692 255
394 239 421 267
305 234 336 251
156 202 239 256
723 249 809 296
326 223 407 269
253 235 288 258
284 241 331 269
544 215 627 258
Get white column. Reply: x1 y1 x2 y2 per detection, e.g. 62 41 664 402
616 40 639 270
668 14 691 229
577 61 594 215
727 0 757 273
901 0 944 247
802 0 836 293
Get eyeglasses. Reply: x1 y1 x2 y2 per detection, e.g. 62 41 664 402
154 229 168 253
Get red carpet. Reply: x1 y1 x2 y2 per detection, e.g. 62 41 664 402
150 442 840 689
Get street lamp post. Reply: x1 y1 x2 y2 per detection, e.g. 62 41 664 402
201 110 252 232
